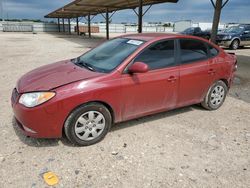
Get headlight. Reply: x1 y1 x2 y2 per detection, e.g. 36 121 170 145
19 92 55 108
223 35 232 40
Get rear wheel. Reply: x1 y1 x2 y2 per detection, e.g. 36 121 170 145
201 81 228 110
230 39 239 50
64 103 112 146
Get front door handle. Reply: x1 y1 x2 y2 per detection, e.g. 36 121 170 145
168 76 177 82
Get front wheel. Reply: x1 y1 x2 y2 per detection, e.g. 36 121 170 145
230 39 239 50
64 103 112 146
201 81 228 110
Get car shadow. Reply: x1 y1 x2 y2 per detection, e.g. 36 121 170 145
12 117 73 147
111 105 199 132
229 55 250 103
12 105 198 147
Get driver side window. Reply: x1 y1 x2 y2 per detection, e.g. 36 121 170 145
134 40 176 70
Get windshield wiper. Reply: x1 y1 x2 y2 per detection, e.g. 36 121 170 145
77 61 96 72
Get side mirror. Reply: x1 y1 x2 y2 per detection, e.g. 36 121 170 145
128 62 149 74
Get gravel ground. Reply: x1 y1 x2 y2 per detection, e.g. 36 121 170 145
0 33 249 188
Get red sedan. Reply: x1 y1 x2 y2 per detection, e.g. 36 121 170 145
11 33 237 146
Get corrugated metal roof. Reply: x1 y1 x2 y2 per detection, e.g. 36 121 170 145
45 0 178 18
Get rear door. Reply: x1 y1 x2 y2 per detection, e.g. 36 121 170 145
207 44 222 84
177 39 210 107
120 40 179 121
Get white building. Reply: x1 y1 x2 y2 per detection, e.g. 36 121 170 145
174 20 226 32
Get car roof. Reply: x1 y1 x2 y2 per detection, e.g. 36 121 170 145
119 32 207 42
118 33 220 51
120 33 183 42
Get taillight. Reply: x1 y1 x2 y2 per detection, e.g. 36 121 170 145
234 61 237 71
228 52 237 72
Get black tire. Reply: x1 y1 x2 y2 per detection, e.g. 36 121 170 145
64 103 112 146
201 80 228 110
230 39 239 50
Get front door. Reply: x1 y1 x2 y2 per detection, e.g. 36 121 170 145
120 40 179 121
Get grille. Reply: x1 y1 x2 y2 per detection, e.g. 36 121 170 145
216 35 224 40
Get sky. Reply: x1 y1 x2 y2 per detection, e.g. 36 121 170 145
1 0 250 23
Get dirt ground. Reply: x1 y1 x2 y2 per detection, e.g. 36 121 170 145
0 33 249 188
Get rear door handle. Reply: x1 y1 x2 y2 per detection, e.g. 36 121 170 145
208 69 216 75
168 76 177 82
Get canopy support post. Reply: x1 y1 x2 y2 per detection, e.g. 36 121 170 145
68 18 71 34
62 18 65 32
132 0 153 33
138 0 143 33
76 17 79 35
57 18 60 32
211 0 222 43
210 0 230 43
88 13 91 38
106 8 109 40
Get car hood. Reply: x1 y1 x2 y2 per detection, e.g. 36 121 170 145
17 60 104 93
180 31 191 35
217 33 236 40
217 32 237 36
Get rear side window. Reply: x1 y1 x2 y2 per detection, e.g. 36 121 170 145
180 39 208 64
208 45 219 57
134 40 175 70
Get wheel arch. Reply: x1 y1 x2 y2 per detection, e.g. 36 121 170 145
90 100 115 124
231 37 241 44
62 100 115 136
219 78 229 88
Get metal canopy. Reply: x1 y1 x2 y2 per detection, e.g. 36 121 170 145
45 0 178 18
45 0 178 40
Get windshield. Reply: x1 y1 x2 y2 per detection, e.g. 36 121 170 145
183 27 194 33
224 26 244 34
75 38 144 73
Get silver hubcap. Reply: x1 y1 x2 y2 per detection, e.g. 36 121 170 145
233 41 238 49
75 111 105 141
210 86 225 106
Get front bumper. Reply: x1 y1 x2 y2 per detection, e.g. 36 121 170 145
217 40 232 47
11 89 64 138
